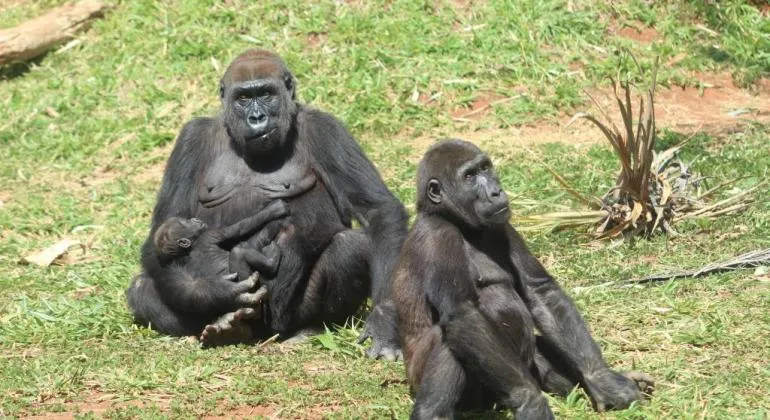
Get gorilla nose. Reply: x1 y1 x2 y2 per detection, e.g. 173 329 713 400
248 113 267 126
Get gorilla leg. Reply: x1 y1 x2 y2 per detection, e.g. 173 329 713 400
262 229 370 341
230 242 281 281
230 220 285 281
296 229 371 328
478 285 581 399
358 300 402 361
533 336 581 396
126 273 205 336
411 342 466 420
443 303 554 420
266 229 370 336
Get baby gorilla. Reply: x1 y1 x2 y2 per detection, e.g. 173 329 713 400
155 216 283 282
144 199 289 330
394 139 653 419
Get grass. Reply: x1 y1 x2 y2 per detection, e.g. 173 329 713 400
1 0 769 418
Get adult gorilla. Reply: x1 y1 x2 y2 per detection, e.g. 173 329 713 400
127 49 407 349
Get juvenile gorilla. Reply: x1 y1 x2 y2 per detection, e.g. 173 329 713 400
127 49 407 348
393 139 653 419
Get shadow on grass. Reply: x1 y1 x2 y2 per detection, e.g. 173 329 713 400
0 55 46 80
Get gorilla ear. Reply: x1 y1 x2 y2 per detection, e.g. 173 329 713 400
177 238 192 248
219 80 225 100
284 72 296 100
427 179 442 205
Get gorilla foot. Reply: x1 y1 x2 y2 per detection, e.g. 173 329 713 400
282 326 324 345
624 371 655 397
199 307 259 348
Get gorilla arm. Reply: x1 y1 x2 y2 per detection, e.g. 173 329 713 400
141 118 225 263
299 108 409 357
148 118 225 231
505 225 651 411
300 108 408 296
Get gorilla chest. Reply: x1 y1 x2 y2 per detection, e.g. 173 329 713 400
463 242 516 288
464 240 536 362
196 152 321 226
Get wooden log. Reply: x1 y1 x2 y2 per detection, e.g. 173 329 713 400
0 0 107 66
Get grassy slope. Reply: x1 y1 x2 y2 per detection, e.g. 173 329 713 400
1 0 768 418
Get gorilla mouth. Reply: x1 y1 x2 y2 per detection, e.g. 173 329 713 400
491 206 509 216
249 128 276 142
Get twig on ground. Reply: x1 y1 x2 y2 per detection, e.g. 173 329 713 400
628 248 770 284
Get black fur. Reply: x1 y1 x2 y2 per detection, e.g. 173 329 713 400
127 50 408 345
394 139 653 419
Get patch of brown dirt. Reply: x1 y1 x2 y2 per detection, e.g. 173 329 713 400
306 32 328 48
750 1 770 16
132 143 173 185
0 0 31 15
23 390 170 419
409 71 769 159
588 71 770 134
204 405 275 419
408 117 607 161
451 91 508 121
607 18 660 44
445 0 484 12
615 25 659 44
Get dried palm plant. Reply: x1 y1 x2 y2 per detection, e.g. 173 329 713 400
515 54 761 238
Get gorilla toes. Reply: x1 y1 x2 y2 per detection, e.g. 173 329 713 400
623 371 655 397
359 330 403 361
281 326 325 345
199 307 259 348
584 369 649 412
358 302 403 361
515 394 555 420
373 346 403 362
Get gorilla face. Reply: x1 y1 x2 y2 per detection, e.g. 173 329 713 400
220 50 297 158
418 139 510 229
154 217 207 257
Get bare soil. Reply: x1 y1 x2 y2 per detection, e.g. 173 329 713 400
411 71 769 158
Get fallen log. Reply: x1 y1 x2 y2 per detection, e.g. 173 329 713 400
0 0 107 66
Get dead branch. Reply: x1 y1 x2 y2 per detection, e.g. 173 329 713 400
0 0 107 66
628 248 770 284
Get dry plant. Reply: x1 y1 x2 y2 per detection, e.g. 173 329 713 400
516 55 762 238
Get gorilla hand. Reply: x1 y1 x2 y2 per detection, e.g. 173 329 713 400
583 368 654 412
357 301 403 361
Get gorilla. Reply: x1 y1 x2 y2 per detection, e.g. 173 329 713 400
127 49 408 349
393 139 653 419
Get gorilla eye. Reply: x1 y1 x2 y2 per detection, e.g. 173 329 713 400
237 94 250 102
481 162 490 171
464 171 475 182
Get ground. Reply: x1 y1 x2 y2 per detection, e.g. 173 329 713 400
1 0 769 419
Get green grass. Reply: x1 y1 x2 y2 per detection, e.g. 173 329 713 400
1 0 769 418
